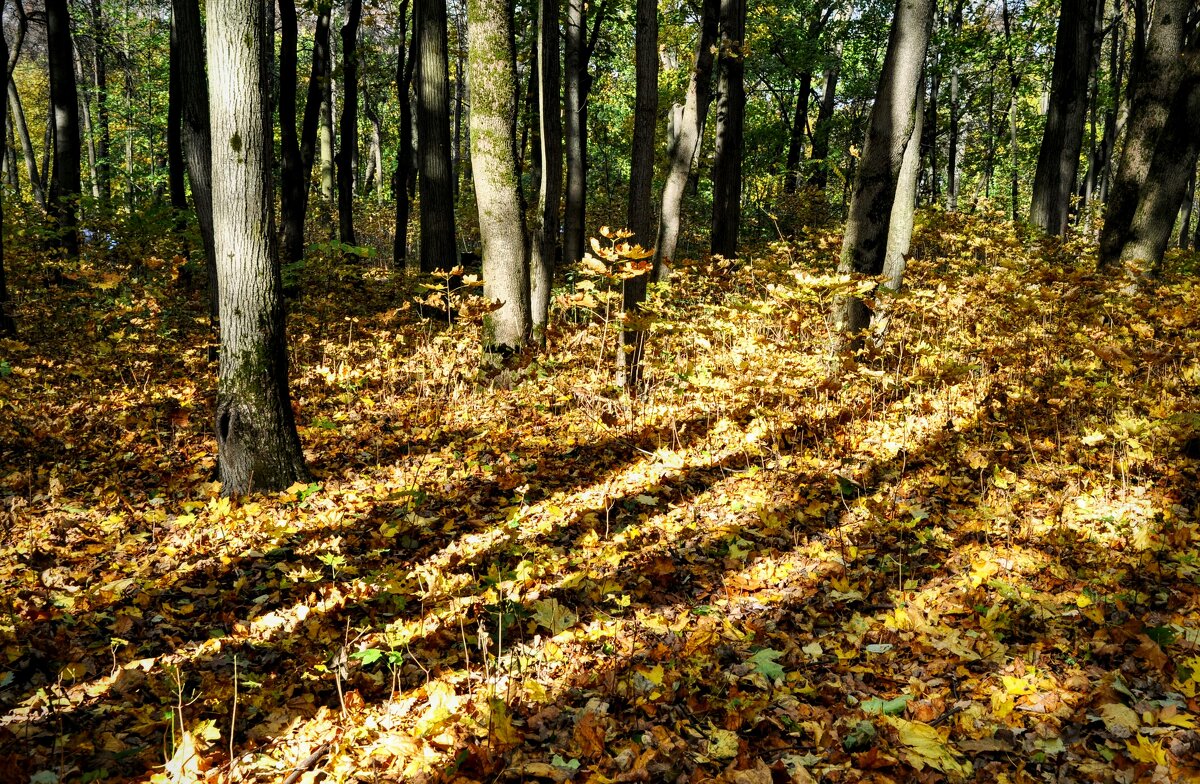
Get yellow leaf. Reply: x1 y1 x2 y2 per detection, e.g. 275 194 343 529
707 728 739 759
885 717 972 781
1099 703 1139 738
1125 734 1168 766
1001 675 1033 696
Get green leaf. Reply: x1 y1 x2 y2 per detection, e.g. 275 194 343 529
352 648 385 665
748 648 786 681
862 694 912 716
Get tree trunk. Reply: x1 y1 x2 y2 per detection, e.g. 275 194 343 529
72 39 100 200
336 0 362 247
319 53 335 206
783 72 811 195
5 115 19 193
808 56 839 190
653 0 721 278
47 0 82 259
453 10 465 195
393 0 415 266
1178 169 1195 250
531 0 563 339
171 0 217 321
1029 0 1100 236
920 63 939 202
946 0 962 211
836 0 934 337
883 75 924 292
279 0 301 257
287 0 331 259
469 0 530 353
710 0 746 259
1099 0 1186 266
88 0 110 201
9 81 44 207
564 0 587 269
0 21 13 336
1118 59 1200 269
416 0 459 272
1001 0 1020 221
168 14 187 211
207 0 307 496
618 0 657 387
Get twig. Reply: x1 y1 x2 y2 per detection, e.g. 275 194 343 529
280 743 331 784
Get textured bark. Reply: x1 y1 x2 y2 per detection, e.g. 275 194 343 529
807 57 839 190
207 0 307 496
469 0 530 353
883 80 924 292
1099 0 1186 266
531 0 563 338
783 71 811 195
1118 60 1200 269
393 0 416 266
47 0 81 259
653 0 721 277
710 0 746 259
171 0 217 320
319 57 335 205
416 0 459 272
0 20 12 336
619 0 657 387
1179 170 1195 250
168 15 187 211
836 0 933 336
564 0 587 269
337 0 362 246
1029 0 1100 236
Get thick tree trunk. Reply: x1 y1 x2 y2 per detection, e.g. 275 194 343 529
836 0 934 337
416 0 459 272
653 0 721 278
710 0 746 259
469 0 530 353
171 0 217 320
393 0 416 266
1118 60 1200 269
531 0 563 339
808 56 840 190
336 0 362 247
1029 0 1100 236
618 0 657 387
207 0 307 496
1099 0 1186 266
883 78 924 292
783 72 812 195
47 0 82 259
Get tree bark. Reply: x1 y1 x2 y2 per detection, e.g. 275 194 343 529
836 0 934 337
783 71 811 195
946 0 962 211
9 80 44 207
1099 0 1186 266
653 0 721 278
207 0 307 496
336 0 362 247
710 0 747 259
1178 169 1195 250
416 0 459 272
319 51 335 206
469 0 530 353
564 0 587 269
618 0 657 387
1029 0 1100 236
1001 0 1020 221
883 75 924 292
0 18 13 336
88 0 110 201
279 0 301 257
531 0 563 339
171 0 217 320
808 55 840 190
168 14 187 211
393 0 416 266
47 0 82 259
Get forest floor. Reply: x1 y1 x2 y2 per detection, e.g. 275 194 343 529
2 211 1200 784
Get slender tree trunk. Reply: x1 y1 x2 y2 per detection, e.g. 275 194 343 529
808 56 840 190
5 115 19 192
168 14 187 211
883 75 924 292
783 72 812 195
921 64 939 202
1001 0 1020 221
207 0 307 496
710 0 747 258
531 0 563 339
9 81 43 207
416 0 459 272
89 0 110 201
279 0 302 255
0 20 13 336
1178 169 1195 250
336 0 362 247
653 0 721 278
319 54 335 206
171 0 217 320
469 0 529 353
564 0 587 269
836 0 934 337
453 10 466 196
73 40 100 199
618 0 657 387
393 0 415 266
1099 0 1186 266
947 0 962 211
1029 0 1100 236
47 0 81 259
